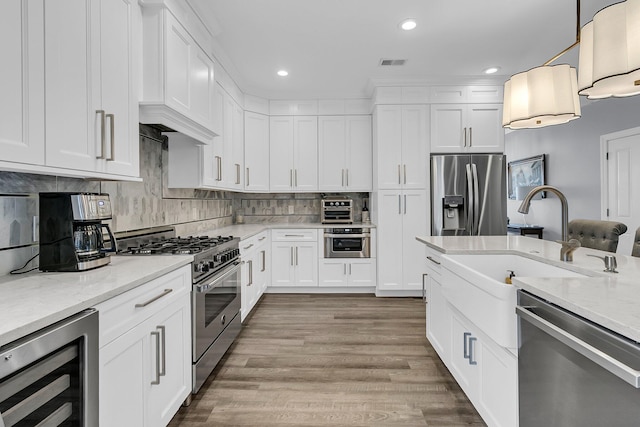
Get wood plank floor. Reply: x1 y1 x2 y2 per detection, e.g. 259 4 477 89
169 294 486 426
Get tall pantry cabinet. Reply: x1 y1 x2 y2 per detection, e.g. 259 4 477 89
372 104 429 295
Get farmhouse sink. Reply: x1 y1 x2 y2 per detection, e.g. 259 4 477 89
440 253 588 349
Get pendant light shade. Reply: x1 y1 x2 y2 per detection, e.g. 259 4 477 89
578 0 640 99
503 64 581 129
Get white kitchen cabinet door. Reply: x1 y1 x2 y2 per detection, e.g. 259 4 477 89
294 242 318 287
400 106 428 189
293 116 318 192
467 104 504 153
431 104 504 153
318 116 347 191
319 260 349 287
402 190 428 290
0 0 44 165
376 191 405 290
374 106 403 190
44 0 97 172
146 296 191 427
271 242 296 286
345 116 372 191
231 100 245 190
97 0 139 177
426 274 450 360
99 322 146 427
346 259 375 287
449 310 480 399
244 111 270 192
269 116 294 191
374 105 427 190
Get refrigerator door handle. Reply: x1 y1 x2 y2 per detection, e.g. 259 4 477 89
472 164 480 235
466 164 474 234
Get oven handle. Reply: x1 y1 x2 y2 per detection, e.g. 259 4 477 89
194 262 240 293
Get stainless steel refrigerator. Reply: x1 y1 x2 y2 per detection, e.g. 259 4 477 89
431 154 507 236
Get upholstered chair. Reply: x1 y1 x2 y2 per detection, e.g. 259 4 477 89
567 219 628 253
632 228 640 257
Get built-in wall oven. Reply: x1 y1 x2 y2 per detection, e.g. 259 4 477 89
0 309 98 426
324 228 371 258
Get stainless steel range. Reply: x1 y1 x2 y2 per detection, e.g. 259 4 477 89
117 227 241 395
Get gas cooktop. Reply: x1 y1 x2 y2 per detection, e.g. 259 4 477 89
122 235 236 255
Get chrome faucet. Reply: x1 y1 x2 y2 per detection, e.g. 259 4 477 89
517 185 581 262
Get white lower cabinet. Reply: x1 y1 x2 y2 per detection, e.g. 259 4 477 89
270 229 318 287
319 259 375 287
96 266 191 427
241 231 270 321
426 261 517 427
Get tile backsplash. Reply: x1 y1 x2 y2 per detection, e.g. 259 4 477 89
0 125 370 274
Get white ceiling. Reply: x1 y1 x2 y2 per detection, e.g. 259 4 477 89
187 0 612 100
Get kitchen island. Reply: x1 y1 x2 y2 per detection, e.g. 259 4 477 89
416 235 640 427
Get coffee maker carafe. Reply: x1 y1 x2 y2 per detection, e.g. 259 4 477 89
39 193 117 272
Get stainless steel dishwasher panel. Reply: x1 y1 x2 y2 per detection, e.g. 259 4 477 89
517 290 640 427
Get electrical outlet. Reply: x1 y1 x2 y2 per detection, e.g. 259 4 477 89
288 205 295 214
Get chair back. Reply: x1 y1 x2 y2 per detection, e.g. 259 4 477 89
567 219 628 253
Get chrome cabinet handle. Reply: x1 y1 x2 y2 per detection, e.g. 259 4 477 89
258 236 266 241
243 243 254 250
158 325 166 377
403 165 407 184
248 260 253 285
246 167 250 186
215 156 222 181
469 127 473 147
151 330 161 385
463 127 468 147
106 113 115 161
404 194 407 214
517 306 640 388
398 195 401 214
96 110 106 159
236 163 241 184
349 264 351 275
342 169 345 186
344 264 347 275
398 164 401 184
426 256 441 265
284 234 304 238
346 169 349 186
468 337 477 365
295 169 298 186
295 246 298 266
463 332 472 359
290 247 294 266
290 169 293 187
261 250 266 272
135 289 173 308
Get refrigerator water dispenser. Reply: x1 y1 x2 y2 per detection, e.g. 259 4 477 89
442 195 464 230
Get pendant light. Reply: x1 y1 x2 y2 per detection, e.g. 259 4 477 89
578 0 640 99
502 1 582 129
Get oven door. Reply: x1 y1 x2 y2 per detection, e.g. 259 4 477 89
324 234 370 258
192 262 241 362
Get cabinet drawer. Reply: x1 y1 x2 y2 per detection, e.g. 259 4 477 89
271 229 318 242
425 247 443 276
240 230 269 254
96 265 191 347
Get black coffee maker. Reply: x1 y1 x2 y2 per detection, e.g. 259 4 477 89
39 193 117 272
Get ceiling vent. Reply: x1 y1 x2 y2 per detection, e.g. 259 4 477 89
379 59 407 66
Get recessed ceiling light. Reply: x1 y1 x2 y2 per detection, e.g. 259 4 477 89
400 19 417 31
277 70 289 77
484 67 501 74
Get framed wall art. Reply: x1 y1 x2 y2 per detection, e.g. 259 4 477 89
508 154 546 199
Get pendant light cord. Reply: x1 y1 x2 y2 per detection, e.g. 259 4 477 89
543 0 581 66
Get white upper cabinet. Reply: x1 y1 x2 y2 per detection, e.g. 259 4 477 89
140 6 216 144
0 0 139 180
430 85 504 153
430 104 504 153
319 116 372 192
269 116 318 192
374 105 428 190
0 0 44 166
244 111 270 192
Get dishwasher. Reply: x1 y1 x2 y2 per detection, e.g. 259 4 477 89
517 290 640 427
0 309 98 426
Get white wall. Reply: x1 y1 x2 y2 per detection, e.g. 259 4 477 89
505 95 640 241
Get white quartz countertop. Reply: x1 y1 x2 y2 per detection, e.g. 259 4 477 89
416 235 640 343
0 254 193 347
207 222 375 241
